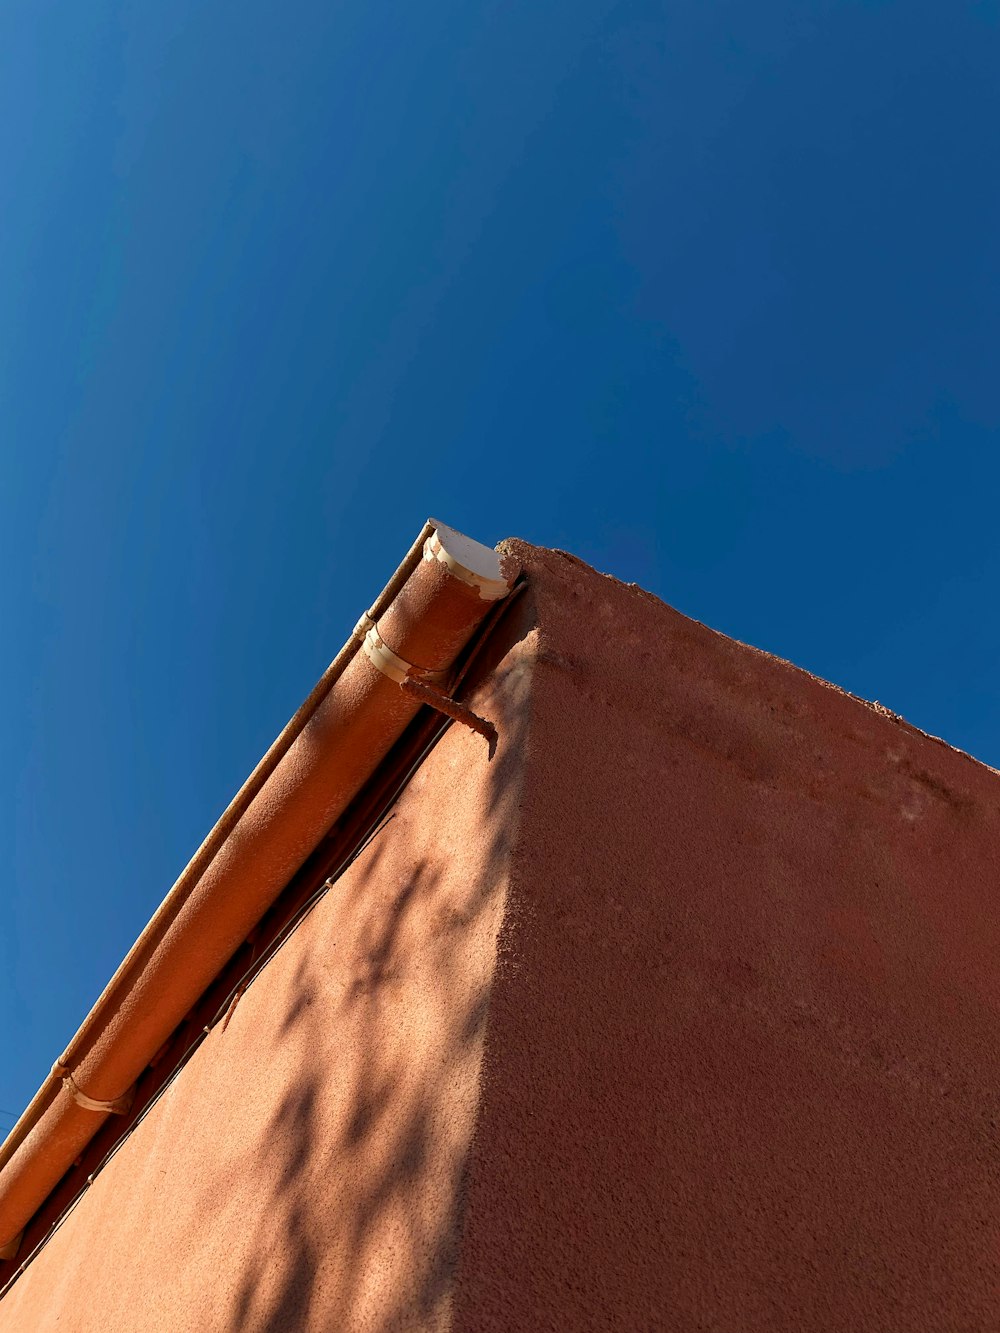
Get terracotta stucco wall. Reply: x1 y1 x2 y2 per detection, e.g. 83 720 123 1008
5 542 1000 1331
0 617 534 1332
452 543 1000 1332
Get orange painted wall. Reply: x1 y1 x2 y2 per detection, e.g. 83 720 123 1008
0 614 534 1332
454 543 1000 1332
4 541 1000 1330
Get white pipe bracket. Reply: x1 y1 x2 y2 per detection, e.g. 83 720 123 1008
361 626 447 687
62 1074 134 1117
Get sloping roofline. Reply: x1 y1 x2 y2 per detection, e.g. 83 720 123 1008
0 520 516 1260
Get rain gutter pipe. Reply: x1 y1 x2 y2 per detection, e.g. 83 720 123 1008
0 520 515 1257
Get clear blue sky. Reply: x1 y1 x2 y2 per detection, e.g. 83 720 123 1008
2 0 998 1123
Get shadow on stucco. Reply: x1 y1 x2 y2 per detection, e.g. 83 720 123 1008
204 621 535 1333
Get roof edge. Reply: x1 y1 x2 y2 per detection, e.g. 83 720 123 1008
0 519 517 1255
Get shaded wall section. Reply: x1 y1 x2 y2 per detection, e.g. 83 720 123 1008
452 543 1000 1333
0 615 536 1332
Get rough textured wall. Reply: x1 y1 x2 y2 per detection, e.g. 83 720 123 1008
5 542 1000 1332
0 619 534 1333
452 543 1000 1333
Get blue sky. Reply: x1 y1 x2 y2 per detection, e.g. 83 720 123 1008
1 0 998 1121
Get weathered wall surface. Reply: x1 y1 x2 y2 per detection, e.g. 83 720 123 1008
452 543 1000 1333
0 618 535 1332
5 542 1000 1332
